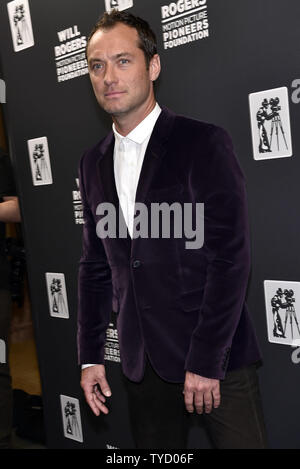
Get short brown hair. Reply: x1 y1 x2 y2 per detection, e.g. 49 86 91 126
86 9 157 69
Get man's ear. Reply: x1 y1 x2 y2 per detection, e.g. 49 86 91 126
149 54 161 82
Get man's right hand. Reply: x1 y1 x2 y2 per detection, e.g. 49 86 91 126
80 365 112 416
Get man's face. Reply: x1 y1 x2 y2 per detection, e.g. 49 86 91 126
87 23 160 117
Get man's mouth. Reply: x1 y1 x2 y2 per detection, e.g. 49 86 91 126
104 91 126 98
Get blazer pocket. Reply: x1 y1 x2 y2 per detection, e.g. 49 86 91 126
180 288 203 312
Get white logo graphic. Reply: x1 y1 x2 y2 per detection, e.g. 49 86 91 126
0 79 5 103
45 273 69 319
0 339 6 364
161 0 209 50
7 0 34 52
264 280 300 346
27 137 53 186
60 395 83 443
54 25 88 83
104 322 120 363
73 178 84 224
249 87 292 160
104 0 133 13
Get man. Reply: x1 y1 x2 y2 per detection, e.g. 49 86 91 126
78 10 268 449
256 98 273 153
0 148 21 449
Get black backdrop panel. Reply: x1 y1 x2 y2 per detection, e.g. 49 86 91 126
0 0 300 448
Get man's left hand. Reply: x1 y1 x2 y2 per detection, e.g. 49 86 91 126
183 371 221 414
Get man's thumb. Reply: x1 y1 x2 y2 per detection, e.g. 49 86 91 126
99 376 112 397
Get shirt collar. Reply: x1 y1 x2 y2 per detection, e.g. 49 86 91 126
112 102 161 145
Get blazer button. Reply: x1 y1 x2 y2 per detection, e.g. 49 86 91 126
132 260 141 268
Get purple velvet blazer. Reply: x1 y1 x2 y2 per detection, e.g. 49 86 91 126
77 106 262 382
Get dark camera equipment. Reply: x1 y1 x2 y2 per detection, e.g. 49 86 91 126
269 97 281 114
65 401 76 418
282 289 300 340
50 278 62 295
269 96 288 152
13 5 25 26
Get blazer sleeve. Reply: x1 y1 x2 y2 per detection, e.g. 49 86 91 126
184 126 251 380
77 152 112 365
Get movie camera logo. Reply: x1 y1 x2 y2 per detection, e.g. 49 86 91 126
105 322 120 363
249 87 292 160
60 395 83 443
27 137 53 186
0 79 6 104
161 0 209 50
0 339 6 364
54 25 88 83
73 179 84 225
7 0 34 52
264 280 300 346
45 273 69 319
105 0 133 13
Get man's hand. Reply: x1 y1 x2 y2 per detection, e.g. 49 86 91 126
0 196 21 223
183 371 220 414
80 365 112 416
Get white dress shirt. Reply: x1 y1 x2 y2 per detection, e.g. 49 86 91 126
82 102 162 369
113 102 162 238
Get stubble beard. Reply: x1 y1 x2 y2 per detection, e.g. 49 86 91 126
100 92 149 120
102 82 153 122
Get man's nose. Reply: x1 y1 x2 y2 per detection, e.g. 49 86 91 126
104 63 118 86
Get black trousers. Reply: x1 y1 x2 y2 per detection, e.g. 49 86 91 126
122 354 269 449
0 289 13 449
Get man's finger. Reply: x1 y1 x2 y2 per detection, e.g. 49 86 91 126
91 392 109 414
184 388 196 413
84 389 101 416
83 384 109 415
212 386 221 408
194 391 204 415
94 385 106 403
203 390 213 414
98 375 112 397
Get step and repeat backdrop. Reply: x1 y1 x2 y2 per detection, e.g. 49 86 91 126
0 0 300 449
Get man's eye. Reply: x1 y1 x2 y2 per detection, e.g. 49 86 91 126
119 59 129 65
93 63 103 70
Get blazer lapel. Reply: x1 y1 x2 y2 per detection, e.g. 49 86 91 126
96 106 176 255
134 106 176 207
96 132 132 254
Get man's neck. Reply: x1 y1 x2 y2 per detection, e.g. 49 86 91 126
112 99 157 137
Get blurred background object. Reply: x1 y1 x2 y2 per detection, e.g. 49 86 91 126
0 99 45 449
